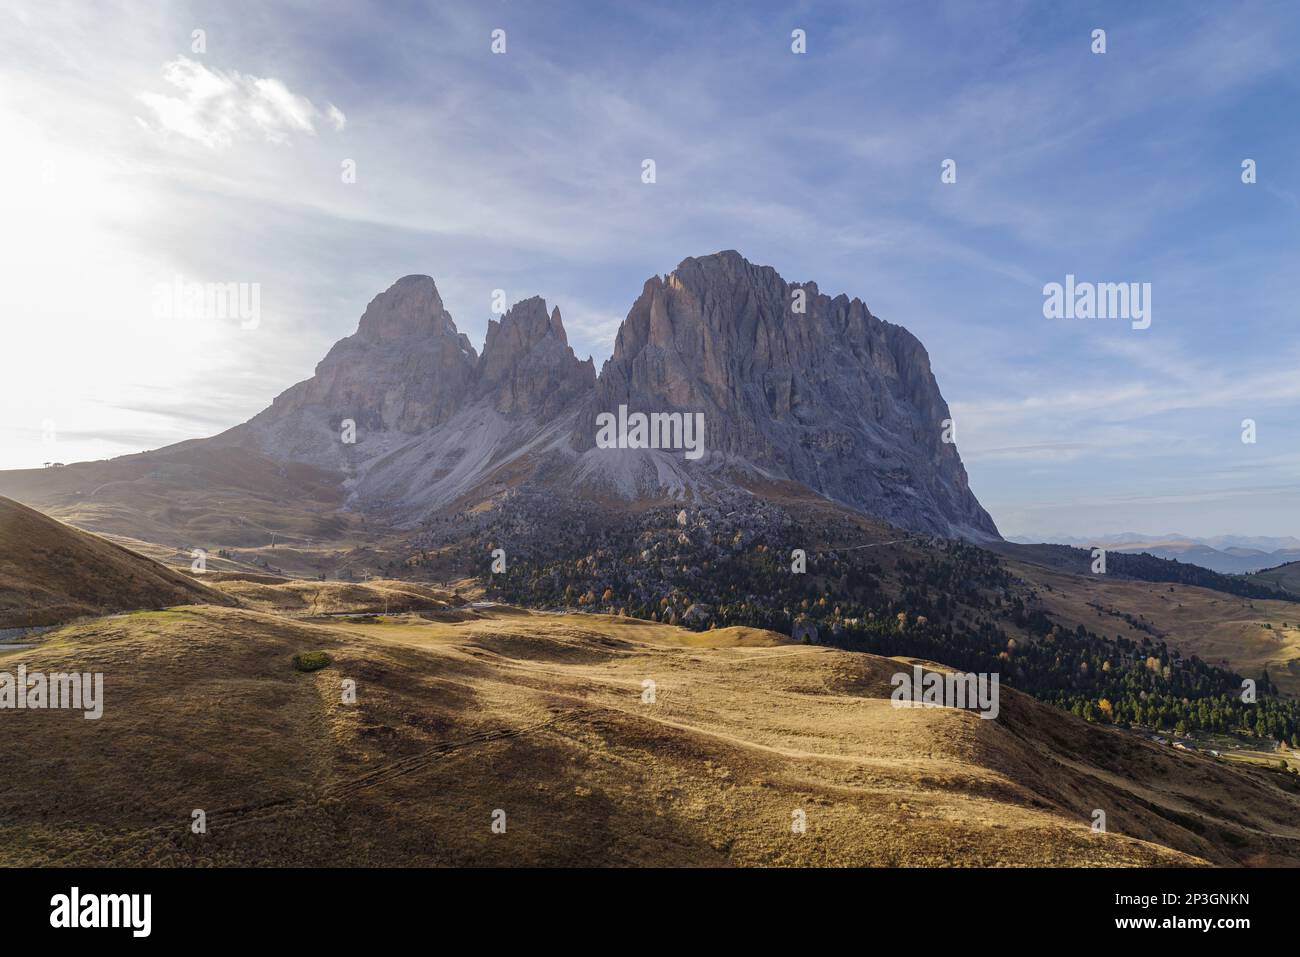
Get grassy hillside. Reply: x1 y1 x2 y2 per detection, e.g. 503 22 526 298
0 444 362 561
0 496 234 627
992 540 1295 601
206 575 453 616
1014 559 1300 698
2 603 1298 866
1249 561 1300 598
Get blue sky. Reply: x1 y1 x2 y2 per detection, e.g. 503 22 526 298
3 0 1300 539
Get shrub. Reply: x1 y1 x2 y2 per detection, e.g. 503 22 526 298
293 651 332 672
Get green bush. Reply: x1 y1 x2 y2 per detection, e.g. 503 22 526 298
293 651 332 672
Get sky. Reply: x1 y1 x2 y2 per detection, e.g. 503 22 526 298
2 0 1300 540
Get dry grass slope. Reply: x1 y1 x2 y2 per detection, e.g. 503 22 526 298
0 445 359 564
1250 562 1300 598
0 496 234 628
207 576 452 616
1014 559 1300 697
3 601 1298 867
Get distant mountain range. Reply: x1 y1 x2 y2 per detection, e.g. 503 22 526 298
1008 532 1300 575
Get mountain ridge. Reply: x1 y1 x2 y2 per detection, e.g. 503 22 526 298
1009 532 1300 575
216 251 998 540
0 251 999 544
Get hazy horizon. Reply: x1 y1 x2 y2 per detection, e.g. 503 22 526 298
4 0 1300 541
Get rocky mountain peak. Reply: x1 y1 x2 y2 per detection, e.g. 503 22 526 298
477 296 595 417
483 296 561 353
583 250 999 540
237 275 479 451
222 254 996 541
355 275 473 353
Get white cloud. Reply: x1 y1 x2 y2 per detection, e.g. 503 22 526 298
135 57 342 148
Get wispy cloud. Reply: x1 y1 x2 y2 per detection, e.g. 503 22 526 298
136 57 345 147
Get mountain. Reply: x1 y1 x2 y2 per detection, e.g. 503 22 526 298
233 251 996 539
1204 534 1300 552
477 296 595 418
0 441 360 567
0 251 996 544
1009 532 1300 575
0 495 234 628
575 251 996 539
333 291 597 518
224 274 481 471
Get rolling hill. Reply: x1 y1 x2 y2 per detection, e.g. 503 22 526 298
1249 561 1300 598
0 495 234 628
4 602 1297 866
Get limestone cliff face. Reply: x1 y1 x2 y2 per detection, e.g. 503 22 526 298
579 251 999 539
261 275 478 435
221 254 997 540
476 297 595 418
224 276 595 475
